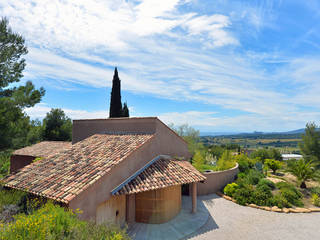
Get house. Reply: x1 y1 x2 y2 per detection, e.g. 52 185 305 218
281 153 303 161
2 117 205 225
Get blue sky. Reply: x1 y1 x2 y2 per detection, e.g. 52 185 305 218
1 0 320 132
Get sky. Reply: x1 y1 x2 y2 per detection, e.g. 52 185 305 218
1 0 320 133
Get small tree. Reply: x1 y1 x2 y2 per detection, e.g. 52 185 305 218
192 150 205 171
122 102 129 117
43 108 72 141
286 159 320 188
264 159 282 174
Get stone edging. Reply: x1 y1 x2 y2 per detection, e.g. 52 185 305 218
216 192 320 213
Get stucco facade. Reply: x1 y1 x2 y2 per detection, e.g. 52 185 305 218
69 118 190 222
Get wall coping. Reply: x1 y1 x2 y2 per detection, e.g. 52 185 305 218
201 163 239 175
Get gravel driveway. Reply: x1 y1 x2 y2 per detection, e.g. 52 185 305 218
187 194 320 240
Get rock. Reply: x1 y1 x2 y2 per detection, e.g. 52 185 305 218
249 204 258 209
308 208 320 212
271 206 282 212
282 208 290 213
261 206 271 211
0 204 20 223
231 199 237 203
223 195 232 201
290 208 311 213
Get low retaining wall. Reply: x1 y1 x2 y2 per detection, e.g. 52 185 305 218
197 163 239 195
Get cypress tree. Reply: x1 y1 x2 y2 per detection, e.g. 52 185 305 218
109 67 123 118
122 102 129 117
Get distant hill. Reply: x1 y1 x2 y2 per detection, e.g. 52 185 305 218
200 128 306 137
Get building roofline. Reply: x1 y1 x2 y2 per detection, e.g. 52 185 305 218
73 117 158 121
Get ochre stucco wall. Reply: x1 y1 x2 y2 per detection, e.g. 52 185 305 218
197 164 239 195
96 195 126 226
135 185 181 224
72 118 157 144
10 155 36 173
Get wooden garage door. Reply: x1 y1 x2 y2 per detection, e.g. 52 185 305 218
135 185 181 224
96 195 126 226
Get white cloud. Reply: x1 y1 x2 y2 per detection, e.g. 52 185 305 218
24 103 108 120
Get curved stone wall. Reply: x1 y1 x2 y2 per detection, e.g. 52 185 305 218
197 163 239 195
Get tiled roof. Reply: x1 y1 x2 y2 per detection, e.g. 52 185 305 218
114 157 206 195
13 141 72 157
2 134 154 203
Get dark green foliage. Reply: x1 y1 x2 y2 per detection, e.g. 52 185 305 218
257 178 276 190
236 155 255 173
271 194 291 208
0 150 11 178
299 122 320 164
245 169 264 185
233 184 254 205
0 18 45 150
109 67 123 118
43 108 72 141
122 102 129 117
251 185 273 206
276 182 303 207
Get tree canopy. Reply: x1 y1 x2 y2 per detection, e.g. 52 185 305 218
43 108 72 141
0 18 45 150
299 122 320 164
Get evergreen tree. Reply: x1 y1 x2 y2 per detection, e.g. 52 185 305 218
122 102 129 117
0 18 45 150
299 122 320 164
109 67 123 118
43 108 72 141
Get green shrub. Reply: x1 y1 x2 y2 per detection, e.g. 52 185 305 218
245 169 264 185
272 194 291 208
233 184 254 205
311 194 320 207
0 151 11 178
0 188 27 213
276 182 303 207
251 185 273 206
224 183 239 197
0 202 129 240
257 179 276 190
310 187 320 196
235 154 254 173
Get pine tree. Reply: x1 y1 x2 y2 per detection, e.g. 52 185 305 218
299 122 320 164
122 102 129 117
109 67 123 118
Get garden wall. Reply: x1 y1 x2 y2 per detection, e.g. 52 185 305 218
197 163 239 195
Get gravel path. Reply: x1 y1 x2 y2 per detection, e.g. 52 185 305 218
187 194 320 240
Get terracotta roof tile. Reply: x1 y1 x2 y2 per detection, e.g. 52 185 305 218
114 157 206 195
2 133 154 203
13 141 72 157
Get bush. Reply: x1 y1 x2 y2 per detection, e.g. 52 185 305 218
251 185 273 206
224 183 238 197
271 194 291 208
257 179 276 190
235 154 254 173
312 194 320 207
245 169 264 185
0 202 129 240
310 187 320 196
0 188 27 213
276 182 303 207
233 184 254 205
0 151 11 178
264 159 282 174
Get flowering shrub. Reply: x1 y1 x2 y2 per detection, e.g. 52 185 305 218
0 202 129 240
